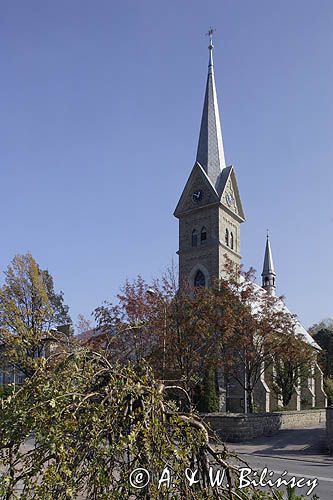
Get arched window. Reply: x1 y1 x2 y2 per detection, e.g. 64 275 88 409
200 226 207 244
273 277 275 286
194 270 206 287
225 228 229 246
230 232 234 250
192 229 198 247
265 277 269 285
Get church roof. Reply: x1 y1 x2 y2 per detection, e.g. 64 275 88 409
196 33 226 189
274 298 320 350
240 276 321 350
262 234 276 276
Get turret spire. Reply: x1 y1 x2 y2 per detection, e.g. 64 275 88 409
261 231 276 296
196 28 226 189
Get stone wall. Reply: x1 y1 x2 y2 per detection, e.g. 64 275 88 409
278 409 325 429
314 363 327 408
202 409 326 442
327 407 333 455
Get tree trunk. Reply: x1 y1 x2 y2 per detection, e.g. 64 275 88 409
248 390 255 413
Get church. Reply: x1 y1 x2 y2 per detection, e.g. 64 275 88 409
173 32 326 413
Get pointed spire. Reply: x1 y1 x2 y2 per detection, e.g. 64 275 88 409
196 28 226 189
261 231 276 295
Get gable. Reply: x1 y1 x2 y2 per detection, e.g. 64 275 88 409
217 166 245 221
174 162 220 217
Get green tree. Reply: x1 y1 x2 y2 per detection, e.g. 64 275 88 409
271 337 316 407
0 253 71 377
309 319 333 406
324 377 333 405
0 347 308 499
308 318 333 337
313 327 333 377
41 268 72 328
0 348 231 499
197 367 220 413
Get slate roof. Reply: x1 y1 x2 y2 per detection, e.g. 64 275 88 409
196 41 226 189
241 277 321 350
262 235 276 276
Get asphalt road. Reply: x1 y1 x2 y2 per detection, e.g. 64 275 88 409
221 425 333 499
237 453 333 499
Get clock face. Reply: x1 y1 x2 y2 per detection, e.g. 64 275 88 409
226 192 235 207
192 190 203 202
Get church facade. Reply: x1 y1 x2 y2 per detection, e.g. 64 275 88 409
174 34 326 413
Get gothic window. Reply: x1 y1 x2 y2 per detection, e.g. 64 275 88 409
230 231 234 250
192 229 198 247
194 270 206 287
273 277 275 286
225 228 229 246
200 227 207 244
265 277 269 285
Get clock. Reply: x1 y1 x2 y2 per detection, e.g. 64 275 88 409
192 190 203 202
226 192 235 207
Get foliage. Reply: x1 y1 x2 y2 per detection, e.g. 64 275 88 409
271 338 316 407
0 253 71 377
308 318 333 337
94 275 162 364
0 384 14 398
0 347 290 500
214 263 297 413
94 271 227 397
94 261 313 414
324 377 333 405
285 485 319 500
313 328 333 378
40 268 72 329
196 367 220 413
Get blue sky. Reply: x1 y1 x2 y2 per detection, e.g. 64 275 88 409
1 0 332 329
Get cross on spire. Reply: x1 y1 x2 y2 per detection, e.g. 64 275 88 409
206 27 215 47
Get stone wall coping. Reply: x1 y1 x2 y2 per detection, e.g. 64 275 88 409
202 409 325 418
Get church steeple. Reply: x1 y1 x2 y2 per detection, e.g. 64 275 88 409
261 232 276 296
196 28 226 189
175 31 244 288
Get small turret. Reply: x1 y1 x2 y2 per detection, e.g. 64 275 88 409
261 231 276 296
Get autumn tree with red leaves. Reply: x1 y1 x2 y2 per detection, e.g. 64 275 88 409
93 261 315 413
213 262 312 412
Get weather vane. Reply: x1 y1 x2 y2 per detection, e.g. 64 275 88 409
205 27 216 46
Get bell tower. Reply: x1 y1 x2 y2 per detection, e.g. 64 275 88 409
174 32 245 287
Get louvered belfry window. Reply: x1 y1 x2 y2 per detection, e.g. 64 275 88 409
194 270 205 287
